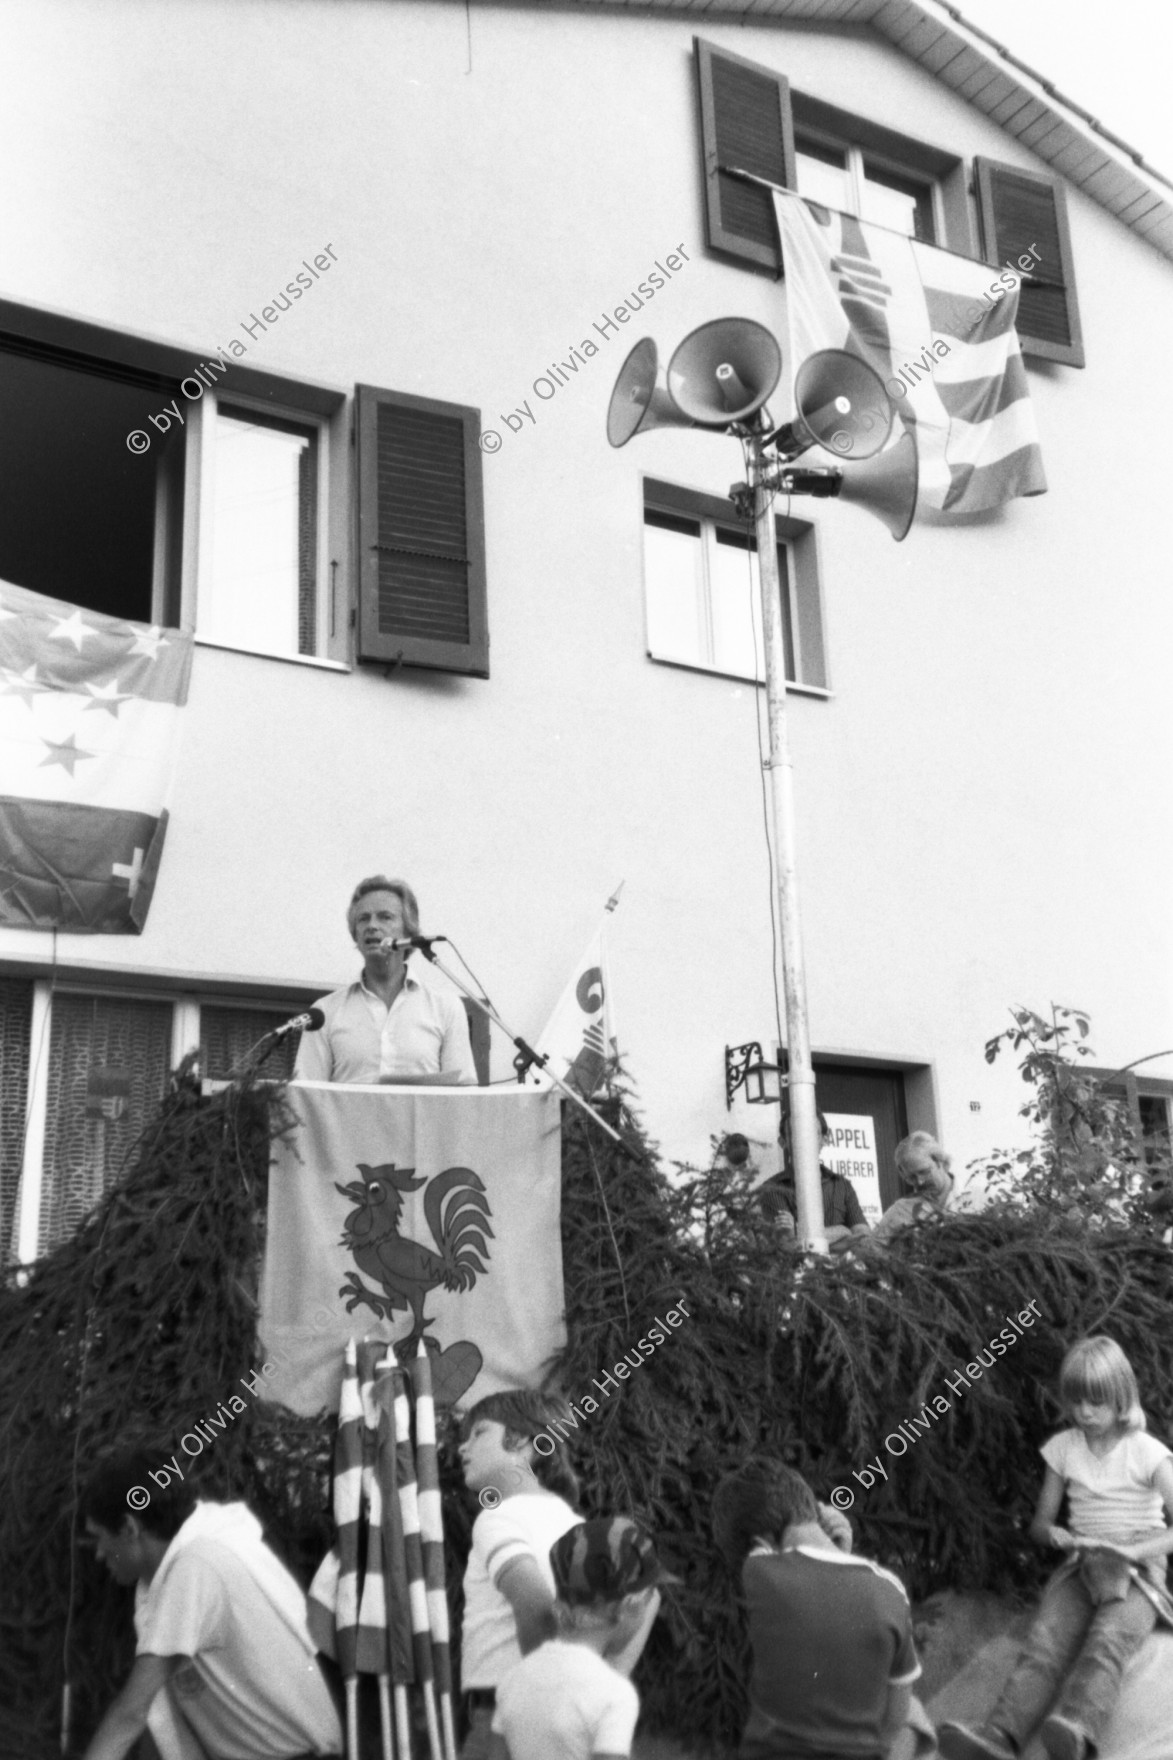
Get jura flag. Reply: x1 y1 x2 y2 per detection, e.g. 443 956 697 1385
536 914 618 1097
0 580 192 932
772 191 1046 515
260 1084 565 1417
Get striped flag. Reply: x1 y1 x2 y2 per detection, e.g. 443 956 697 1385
772 191 1046 515
536 902 619 1097
411 1348 457 1760
307 1340 364 1675
391 1367 444 1760
355 1346 390 1676
0 579 192 931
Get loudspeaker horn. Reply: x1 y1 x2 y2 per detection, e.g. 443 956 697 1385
666 318 782 426
770 350 894 461
820 429 919 541
606 338 696 448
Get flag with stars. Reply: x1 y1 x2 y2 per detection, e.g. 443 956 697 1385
0 580 192 933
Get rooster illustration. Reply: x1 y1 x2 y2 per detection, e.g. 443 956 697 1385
336 1162 493 1352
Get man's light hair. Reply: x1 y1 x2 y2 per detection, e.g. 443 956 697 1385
347 876 420 938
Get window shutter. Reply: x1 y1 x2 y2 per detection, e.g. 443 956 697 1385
974 159 1084 367
695 38 795 273
356 386 489 677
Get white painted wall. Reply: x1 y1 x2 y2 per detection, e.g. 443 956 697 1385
0 0 1169 1171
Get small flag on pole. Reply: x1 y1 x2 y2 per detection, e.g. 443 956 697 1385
536 895 621 1096
0 580 192 932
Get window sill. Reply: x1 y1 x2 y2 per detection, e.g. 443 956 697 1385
194 636 351 672
647 653 831 698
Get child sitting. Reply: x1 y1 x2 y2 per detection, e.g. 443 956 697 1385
940 1335 1173 1760
713 1458 921 1759
490 1516 671 1760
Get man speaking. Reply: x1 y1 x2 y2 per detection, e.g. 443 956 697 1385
294 876 476 1085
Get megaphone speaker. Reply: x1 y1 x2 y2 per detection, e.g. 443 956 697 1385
832 429 919 541
666 318 782 427
769 350 894 461
606 338 696 448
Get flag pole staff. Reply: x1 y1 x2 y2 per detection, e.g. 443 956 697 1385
410 945 627 1147
750 438 826 1253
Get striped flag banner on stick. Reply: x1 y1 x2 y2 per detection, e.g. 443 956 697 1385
412 1346 457 1760
356 1349 390 1676
391 1368 444 1760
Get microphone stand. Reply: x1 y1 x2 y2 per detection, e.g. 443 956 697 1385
411 943 626 1147
225 1029 287 1083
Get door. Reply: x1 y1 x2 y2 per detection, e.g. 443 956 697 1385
812 1061 910 1213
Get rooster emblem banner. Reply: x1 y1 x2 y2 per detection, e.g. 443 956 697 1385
259 1084 564 1416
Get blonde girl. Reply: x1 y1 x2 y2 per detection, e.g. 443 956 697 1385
941 1336 1173 1760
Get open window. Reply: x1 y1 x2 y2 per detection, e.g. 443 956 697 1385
0 300 346 661
695 39 968 272
0 343 185 625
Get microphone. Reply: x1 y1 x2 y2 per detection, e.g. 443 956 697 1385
272 1006 325 1038
377 934 447 955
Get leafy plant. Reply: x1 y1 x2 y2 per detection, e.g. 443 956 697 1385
976 1006 1172 1230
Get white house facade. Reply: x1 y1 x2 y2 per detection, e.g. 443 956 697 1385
0 0 1170 1257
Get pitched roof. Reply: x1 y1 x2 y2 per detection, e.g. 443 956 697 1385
573 0 1173 261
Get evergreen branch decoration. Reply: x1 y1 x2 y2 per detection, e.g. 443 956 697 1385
2 1042 1173 1756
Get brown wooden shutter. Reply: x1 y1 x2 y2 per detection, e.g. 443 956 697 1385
695 38 795 273
356 385 489 677
974 159 1084 367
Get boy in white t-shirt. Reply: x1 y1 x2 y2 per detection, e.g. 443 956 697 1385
490 1516 673 1760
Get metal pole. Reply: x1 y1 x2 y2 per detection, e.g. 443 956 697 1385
751 442 826 1252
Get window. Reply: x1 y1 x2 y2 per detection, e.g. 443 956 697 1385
200 1002 301 1083
196 399 327 659
0 344 185 625
4 978 495 1262
355 386 489 679
0 300 345 659
0 977 33 1265
975 159 1085 367
795 135 936 243
695 39 970 272
6 982 320 1262
37 992 173 1257
642 481 826 690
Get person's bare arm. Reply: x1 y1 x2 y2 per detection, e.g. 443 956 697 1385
1028 1465 1072 1549
495 1555 557 1655
604 1588 660 1677
82 1654 178 1760
880 1682 913 1746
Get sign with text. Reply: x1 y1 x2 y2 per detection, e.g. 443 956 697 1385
823 1112 883 1225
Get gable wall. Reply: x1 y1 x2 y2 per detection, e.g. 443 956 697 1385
0 0 1168 1168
